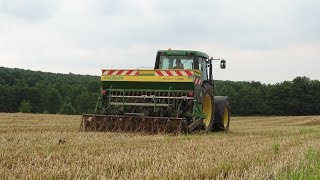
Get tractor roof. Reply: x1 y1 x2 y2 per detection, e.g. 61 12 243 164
157 49 209 59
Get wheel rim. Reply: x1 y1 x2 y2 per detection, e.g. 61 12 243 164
223 107 229 127
203 94 212 128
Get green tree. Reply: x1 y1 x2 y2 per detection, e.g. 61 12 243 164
45 88 62 114
19 87 45 113
19 100 32 113
59 103 76 115
2 67 320 116
76 92 96 114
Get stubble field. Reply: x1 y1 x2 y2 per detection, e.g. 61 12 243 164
1 113 320 179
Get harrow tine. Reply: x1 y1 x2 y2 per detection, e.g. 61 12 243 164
80 114 185 134
116 118 124 132
165 119 171 133
92 116 97 131
124 117 133 132
112 117 119 131
140 117 146 133
104 116 110 131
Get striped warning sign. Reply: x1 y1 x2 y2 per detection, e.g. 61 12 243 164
102 70 139 76
194 78 202 85
155 70 194 76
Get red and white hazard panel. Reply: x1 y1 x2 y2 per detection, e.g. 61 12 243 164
102 70 139 76
155 70 194 76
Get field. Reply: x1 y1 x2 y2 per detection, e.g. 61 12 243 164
1 113 320 179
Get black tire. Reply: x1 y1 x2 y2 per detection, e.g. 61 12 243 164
202 83 215 132
213 97 230 131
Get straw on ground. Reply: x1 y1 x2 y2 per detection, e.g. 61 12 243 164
1 113 319 179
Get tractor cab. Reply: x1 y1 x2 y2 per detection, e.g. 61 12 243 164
155 49 226 83
155 50 207 70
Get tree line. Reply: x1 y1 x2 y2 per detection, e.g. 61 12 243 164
0 67 319 115
214 77 320 116
0 67 100 114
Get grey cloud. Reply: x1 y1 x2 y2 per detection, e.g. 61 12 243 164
0 0 56 22
42 0 318 50
289 1 320 43
1 0 320 83
97 0 141 16
106 0 319 49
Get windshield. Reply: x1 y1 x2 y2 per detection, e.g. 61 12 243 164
158 55 194 70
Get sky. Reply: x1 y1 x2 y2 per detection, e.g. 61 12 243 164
0 0 319 83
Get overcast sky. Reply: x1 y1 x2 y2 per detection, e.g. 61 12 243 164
0 0 319 83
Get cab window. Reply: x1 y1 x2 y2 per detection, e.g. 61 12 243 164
158 55 194 70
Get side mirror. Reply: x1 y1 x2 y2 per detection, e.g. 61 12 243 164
220 59 226 69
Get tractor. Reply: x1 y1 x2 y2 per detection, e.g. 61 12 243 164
81 49 230 134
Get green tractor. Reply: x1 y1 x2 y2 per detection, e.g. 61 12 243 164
81 49 230 134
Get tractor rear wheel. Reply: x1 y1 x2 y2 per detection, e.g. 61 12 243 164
202 84 214 132
213 97 230 131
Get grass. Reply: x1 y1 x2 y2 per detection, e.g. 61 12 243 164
279 148 320 179
0 113 320 179
272 143 280 154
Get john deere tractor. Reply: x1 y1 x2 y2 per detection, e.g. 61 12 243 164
81 49 230 134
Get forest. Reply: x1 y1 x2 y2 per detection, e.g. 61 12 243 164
0 67 319 116
0 67 100 115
